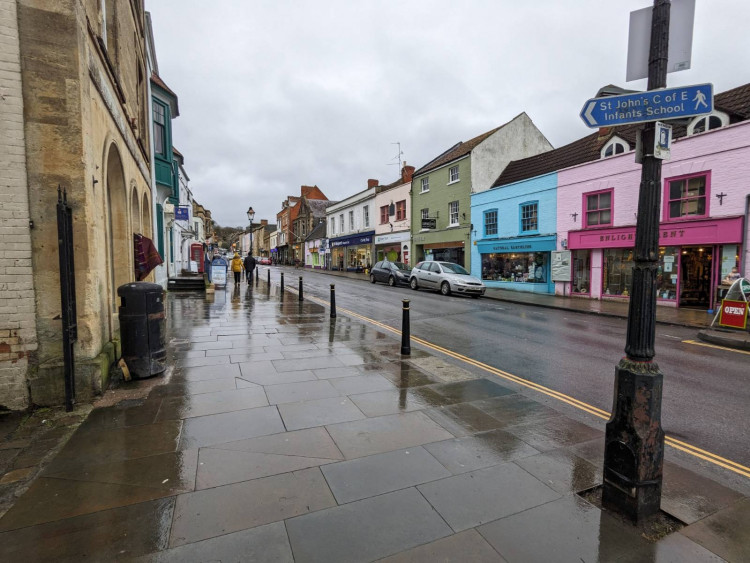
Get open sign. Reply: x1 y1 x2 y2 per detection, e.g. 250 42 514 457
719 299 748 330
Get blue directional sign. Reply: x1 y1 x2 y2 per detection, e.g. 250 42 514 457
580 83 713 128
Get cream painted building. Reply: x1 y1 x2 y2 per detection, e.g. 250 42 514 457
0 1 155 408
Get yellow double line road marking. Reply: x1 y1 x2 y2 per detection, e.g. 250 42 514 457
304 292 750 479
682 339 750 355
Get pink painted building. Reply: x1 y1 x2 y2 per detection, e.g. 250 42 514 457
557 118 750 310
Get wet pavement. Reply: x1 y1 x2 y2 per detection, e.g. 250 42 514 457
0 278 748 561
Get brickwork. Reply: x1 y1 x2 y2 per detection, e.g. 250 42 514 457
0 0 37 410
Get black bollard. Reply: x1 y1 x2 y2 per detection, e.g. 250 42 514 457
256 266 259 283
280 272 284 293
267 268 270 284
330 284 337 319
400 299 411 355
299 276 303 301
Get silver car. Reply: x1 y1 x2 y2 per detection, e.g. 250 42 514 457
409 261 486 298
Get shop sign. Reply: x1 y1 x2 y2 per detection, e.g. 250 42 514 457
175 206 190 220
718 299 748 329
330 233 373 248
375 232 410 245
421 218 436 230
320 238 327 252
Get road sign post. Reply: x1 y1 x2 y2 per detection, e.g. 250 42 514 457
601 0 671 524
580 83 712 128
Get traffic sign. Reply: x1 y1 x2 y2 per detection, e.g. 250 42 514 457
580 83 712 128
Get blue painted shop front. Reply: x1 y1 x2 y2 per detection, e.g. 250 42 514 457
476 235 557 294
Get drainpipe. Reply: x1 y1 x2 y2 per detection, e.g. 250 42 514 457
743 194 750 275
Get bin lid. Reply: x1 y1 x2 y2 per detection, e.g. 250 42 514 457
117 282 164 296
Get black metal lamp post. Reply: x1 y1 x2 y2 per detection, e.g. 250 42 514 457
602 0 669 524
246 206 255 260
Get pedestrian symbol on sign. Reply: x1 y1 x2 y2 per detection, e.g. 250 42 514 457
693 90 708 110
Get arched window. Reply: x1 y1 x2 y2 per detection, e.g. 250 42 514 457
687 111 729 136
601 137 629 159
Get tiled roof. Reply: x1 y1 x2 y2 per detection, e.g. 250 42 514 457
307 199 335 218
306 220 327 241
493 83 750 188
715 82 750 120
413 124 505 176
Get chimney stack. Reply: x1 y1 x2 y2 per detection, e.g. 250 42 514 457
401 162 415 183
367 179 379 189
261 219 268 226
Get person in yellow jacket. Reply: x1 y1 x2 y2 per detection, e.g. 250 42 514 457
230 252 244 285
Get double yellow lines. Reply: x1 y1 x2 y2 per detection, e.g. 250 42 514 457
303 292 750 480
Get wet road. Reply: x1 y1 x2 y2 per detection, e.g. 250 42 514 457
278 267 750 466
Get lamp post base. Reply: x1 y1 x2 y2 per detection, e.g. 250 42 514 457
602 358 665 523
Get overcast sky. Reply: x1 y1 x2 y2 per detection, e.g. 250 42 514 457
147 1 750 228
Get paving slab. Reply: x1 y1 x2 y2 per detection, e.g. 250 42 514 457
379 528 506 562
181 362 242 381
0 497 175 561
0 476 173 531
209 427 344 460
326 411 454 459
178 406 285 449
170 467 336 548
503 416 603 452
425 403 509 437
680 497 750 562
264 379 341 405
477 495 652 562
514 448 603 494
278 396 367 431
136 521 294 563
285 487 453 563
156 386 269 420
238 365 317 386
348 388 434 417
418 462 560 531
321 446 451 504
423 430 540 475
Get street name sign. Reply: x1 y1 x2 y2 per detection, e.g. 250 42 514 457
580 83 713 128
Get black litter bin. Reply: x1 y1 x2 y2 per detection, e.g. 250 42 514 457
118 282 167 378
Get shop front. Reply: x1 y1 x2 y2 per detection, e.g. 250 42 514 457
566 216 744 309
374 231 411 265
305 239 324 269
476 235 556 294
329 231 374 272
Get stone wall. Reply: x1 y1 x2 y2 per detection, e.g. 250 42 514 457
15 0 153 407
0 0 38 410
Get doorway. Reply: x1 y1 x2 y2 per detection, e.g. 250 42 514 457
679 246 713 309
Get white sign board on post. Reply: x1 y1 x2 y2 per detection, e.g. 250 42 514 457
626 0 695 82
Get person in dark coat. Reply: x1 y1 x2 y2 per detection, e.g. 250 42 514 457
243 252 256 282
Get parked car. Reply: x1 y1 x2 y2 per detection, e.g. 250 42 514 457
409 261 486 297
259 257 271 265
370 260 412 286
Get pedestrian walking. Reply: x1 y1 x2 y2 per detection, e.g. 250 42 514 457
230 252 244 285
243 252 256 283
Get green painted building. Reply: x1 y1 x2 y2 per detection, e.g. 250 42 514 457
410 113 552 269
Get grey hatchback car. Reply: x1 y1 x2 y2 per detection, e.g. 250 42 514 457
409 261 486 297
370 260 412 286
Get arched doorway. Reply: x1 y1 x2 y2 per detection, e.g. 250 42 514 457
105 143 130 334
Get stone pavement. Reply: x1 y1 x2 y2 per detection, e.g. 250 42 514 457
0 277 748 561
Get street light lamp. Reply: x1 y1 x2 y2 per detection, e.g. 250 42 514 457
246 206 255 257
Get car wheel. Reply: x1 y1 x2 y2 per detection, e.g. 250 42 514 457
471 294 480 299
388 276 396 287
370 274 376 284
441 281 451 296
410 277 419 290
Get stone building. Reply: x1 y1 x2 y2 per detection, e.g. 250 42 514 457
0 1 154 409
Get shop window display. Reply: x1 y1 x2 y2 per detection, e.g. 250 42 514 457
481 252 547 283
656 246 678 300
603 248 633 296
572 249 590 293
